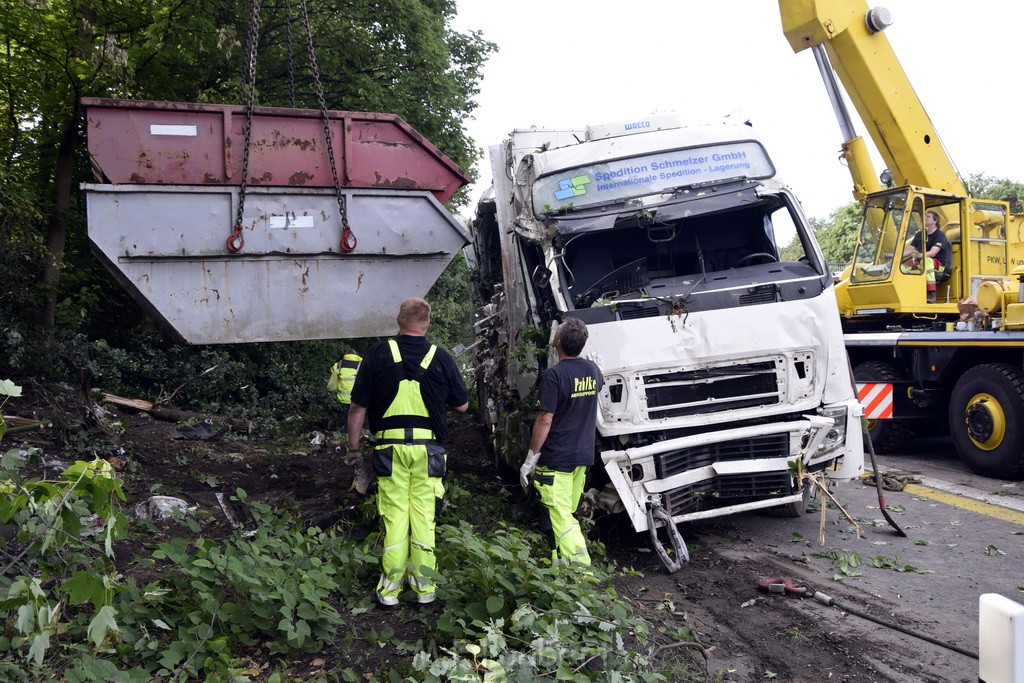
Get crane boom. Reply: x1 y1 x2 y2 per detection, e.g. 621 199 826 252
779 0 967 197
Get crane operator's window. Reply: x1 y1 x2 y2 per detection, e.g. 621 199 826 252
853 192 909 283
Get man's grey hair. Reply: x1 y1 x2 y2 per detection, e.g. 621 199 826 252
397 297 431 328
557 317 588 357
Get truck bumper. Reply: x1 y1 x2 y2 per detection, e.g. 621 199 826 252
600 411 859 532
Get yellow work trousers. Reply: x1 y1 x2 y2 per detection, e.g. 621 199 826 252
533 465 591 565
374 443 444 600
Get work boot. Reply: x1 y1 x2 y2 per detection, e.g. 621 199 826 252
375 590 399 610
927 292 937 303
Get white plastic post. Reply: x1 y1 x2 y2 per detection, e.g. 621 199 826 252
979 593 1024 683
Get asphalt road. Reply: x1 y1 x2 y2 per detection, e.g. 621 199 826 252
673 436 1024 682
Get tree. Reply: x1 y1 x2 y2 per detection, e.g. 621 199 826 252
813 202 861 270
966 173 1024 210
778 202 860 271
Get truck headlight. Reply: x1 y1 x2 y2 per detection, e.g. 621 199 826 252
816 405 849 456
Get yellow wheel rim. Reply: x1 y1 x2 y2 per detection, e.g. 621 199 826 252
965 392 1006 451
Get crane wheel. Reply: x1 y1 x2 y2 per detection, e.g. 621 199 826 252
854 361 912 453
949 363 1024 479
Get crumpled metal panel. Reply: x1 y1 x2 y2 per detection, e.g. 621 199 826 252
82 98 471 204
85 184 470 344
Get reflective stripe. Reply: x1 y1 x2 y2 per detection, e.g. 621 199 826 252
375 427 435 442
381 340 436 424
386 339 436 370
857 382 894 419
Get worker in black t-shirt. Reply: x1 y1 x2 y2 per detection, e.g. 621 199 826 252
347 297 468 607
520 317 604 565
904 210 952 301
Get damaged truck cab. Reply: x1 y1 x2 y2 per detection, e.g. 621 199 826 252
470 115 864 570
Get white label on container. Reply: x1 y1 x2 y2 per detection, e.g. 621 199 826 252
269 214 315 229
149 124 198 136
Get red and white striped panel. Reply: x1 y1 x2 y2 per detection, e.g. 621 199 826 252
857 383 893 419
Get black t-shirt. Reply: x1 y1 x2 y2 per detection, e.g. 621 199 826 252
350 335 468 442
911 228 952 270
537 357 604 469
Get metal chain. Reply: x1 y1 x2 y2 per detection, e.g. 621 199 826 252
229 0 263 254
298 0 356 252
283 0 296 108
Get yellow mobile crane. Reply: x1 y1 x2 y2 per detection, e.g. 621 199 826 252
779 0 1024 478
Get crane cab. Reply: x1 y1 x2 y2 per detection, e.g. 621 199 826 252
835 187 1013 325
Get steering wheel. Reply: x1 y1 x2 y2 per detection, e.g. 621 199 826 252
734 252 779 267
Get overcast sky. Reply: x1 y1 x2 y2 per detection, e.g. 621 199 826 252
451 0 1024 221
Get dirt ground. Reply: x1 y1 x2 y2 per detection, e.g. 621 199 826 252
7 405 956 682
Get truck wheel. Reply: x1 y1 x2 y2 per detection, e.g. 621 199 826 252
763 481 811 518
949 363 1024 479
854 361 911 453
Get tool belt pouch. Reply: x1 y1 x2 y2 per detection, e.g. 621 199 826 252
371 446 393 477
426 442 447 478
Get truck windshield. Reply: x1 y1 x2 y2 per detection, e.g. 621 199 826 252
559 194 826 312
532 140 774 216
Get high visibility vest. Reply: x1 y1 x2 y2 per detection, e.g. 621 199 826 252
376 339 437 443
330 353 361 405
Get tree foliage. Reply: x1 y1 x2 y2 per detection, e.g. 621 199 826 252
811 202 861 271
779 202 861 271
967 173 1024 209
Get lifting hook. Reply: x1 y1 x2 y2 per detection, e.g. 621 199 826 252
227 226 245 254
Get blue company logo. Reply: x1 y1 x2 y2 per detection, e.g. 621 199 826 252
554 175 591 200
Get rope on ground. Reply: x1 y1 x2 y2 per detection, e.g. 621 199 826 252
862 472 921 492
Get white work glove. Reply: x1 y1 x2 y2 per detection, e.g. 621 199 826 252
520 449 541 491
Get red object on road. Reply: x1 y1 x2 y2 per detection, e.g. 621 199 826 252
757 577 810 597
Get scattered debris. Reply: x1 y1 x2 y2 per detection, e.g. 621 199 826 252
134 495 196 520
103 393 251 432
168 418 228 442
863 472 922 491
0 415 50 435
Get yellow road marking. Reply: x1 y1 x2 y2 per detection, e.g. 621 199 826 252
902 483 1024 526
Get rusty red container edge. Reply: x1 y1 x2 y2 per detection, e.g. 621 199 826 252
81 97 473 188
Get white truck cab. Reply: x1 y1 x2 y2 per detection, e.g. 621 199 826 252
471 115 864 571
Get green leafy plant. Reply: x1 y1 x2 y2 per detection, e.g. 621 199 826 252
415 520 664 681
866 553 931 573
150 493 351 657
0 457 128 667
810 549 863 579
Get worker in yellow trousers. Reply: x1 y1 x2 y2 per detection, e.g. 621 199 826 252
346 298 468 607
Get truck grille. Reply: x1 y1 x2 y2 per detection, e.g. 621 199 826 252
654 433 790 478
619 306 660 320
644 361 779 418
662 471 796 517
